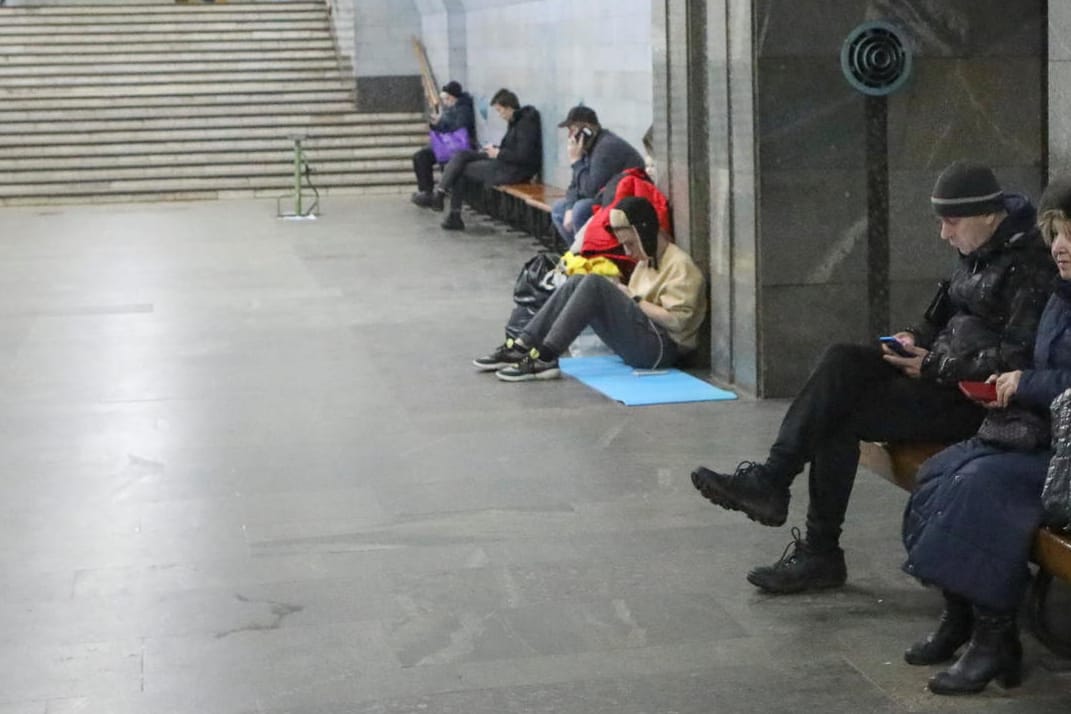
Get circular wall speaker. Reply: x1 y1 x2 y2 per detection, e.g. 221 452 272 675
840 21 912 96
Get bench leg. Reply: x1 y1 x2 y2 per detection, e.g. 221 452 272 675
1027 571 1071 666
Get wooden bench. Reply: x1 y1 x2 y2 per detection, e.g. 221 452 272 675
860 441 1071 659
490 182 567 249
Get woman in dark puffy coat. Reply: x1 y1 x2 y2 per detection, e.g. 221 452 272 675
901 178 1071 695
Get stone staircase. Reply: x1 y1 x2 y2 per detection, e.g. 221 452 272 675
0 0 427 206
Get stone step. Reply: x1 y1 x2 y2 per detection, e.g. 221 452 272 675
12 3 324 16
0 102 359 122
0 159 414 185
0 68 345 88
1 10 325 25
0 40 335 55
0 135 425 159
0 21 329 36
0 124 428 149
0 49 338 67
0 183 410 209
0 0 415 207
0 30 328 46
0 79 349 99
5 145 420 171
0 59 342 77
2 113 426 135
0 91 364 112
0 171 417 199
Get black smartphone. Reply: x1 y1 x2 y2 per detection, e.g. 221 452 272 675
879 336 912 357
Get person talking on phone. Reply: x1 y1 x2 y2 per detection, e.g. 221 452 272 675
691 161 1056 595
551 106 645 245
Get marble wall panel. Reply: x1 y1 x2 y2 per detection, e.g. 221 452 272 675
760 282 870 398
886 58 1043 171
754 0 870 57
1053 1 1071 61
866 0 1043 58
756 59 866 171
1050 61 1071 178
757 170 869 287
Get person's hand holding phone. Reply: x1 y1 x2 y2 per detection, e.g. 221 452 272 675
566 131 583 163
880 332 927 378
991 370 1022 408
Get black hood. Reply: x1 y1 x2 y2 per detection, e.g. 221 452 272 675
966 192 1040 265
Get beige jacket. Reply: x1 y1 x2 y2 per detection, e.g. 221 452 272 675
627 243 707 350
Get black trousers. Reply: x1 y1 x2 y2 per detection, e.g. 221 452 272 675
412 146 437 193
438 150 533 212
767 343 985 549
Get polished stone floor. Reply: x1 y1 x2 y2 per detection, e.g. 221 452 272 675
0 196 1068 713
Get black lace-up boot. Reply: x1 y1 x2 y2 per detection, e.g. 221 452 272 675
690 461 790 526
744 527 847 594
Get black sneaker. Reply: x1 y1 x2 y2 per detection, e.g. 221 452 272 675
495 349 560 382
430 191 445 212
441 212 465 231
746 527 847 594
690 461 790 526
473 339 527 371
411 191 433 208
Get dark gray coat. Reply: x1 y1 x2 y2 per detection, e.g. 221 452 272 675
563 129 644 206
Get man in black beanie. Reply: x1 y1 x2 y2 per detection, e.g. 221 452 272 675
691 160 1056 594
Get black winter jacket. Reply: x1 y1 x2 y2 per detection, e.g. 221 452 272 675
496 105 542 177
910 194 1056 384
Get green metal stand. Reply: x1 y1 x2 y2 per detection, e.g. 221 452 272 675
276 135 319 221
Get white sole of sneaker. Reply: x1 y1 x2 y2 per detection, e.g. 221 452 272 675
494 367 561 382
473 359 512 372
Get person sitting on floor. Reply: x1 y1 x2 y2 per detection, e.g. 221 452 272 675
900 177 1071 696
551 106 645 245
690 160 1056 595
411 81 476 207
476 196 706 382
431 88 542 232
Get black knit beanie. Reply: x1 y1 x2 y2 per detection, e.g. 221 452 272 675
930 161 1004 217
1039 177 1071 217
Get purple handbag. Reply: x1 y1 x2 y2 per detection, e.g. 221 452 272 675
429 127 470 164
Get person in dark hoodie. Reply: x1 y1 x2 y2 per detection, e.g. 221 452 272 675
899 178 1071 696
690 161 1056 595
411 81 476 206
551 106 645 244
432 88 542 231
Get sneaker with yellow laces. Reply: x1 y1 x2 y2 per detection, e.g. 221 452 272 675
495 347 561 382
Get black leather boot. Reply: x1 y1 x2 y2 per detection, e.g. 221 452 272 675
904 591 972 665
928 607 1023 695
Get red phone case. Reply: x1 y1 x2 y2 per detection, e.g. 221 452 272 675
958 381 997 402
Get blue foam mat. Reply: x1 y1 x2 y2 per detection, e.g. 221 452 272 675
559 355 737 406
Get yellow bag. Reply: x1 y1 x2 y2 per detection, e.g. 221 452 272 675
560 251 622 278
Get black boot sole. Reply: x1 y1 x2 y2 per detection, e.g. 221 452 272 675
690 468 787 527
745 570 846 594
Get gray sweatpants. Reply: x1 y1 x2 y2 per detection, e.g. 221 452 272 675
520 274 681 369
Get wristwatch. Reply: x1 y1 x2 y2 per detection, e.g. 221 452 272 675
633 295 643 304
